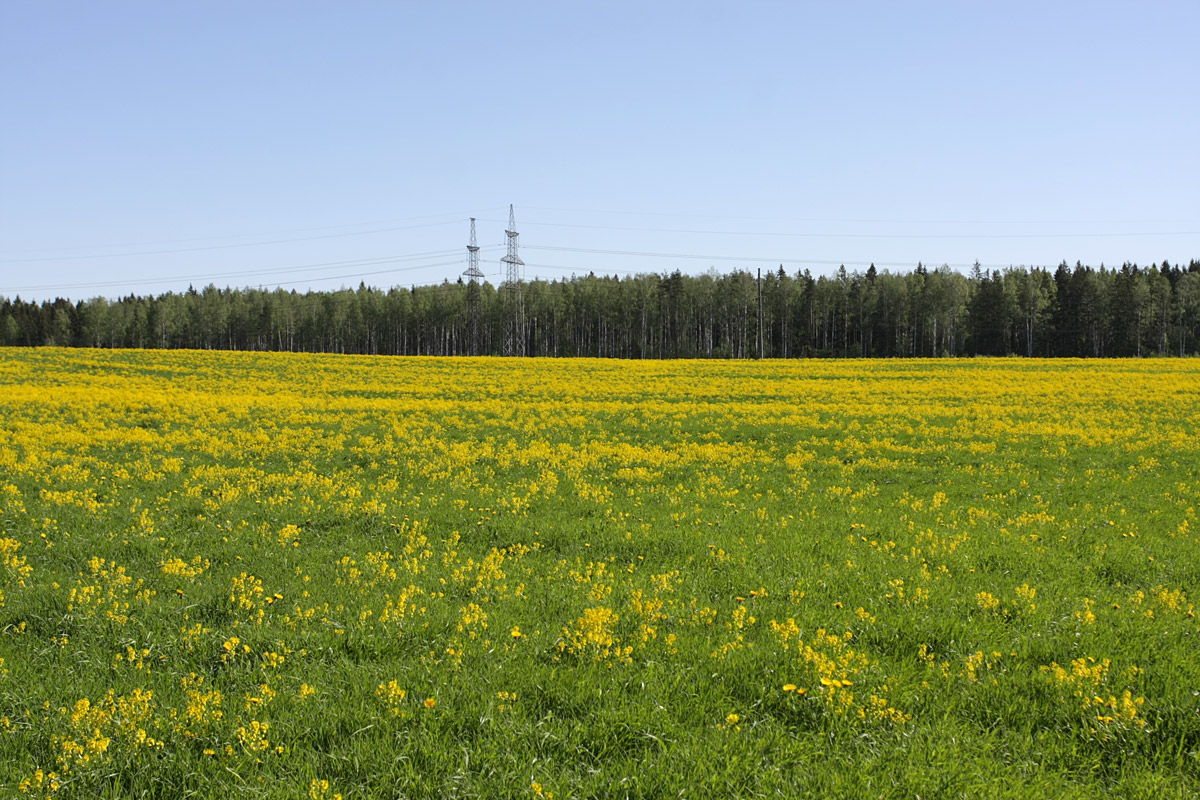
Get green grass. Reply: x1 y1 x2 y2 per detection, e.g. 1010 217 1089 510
0 348 1198 798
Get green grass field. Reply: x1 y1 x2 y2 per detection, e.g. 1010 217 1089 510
1 348 1198 798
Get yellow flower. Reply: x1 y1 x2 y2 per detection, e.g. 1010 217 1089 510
782 684 797 692
423 697 437 709
725 713 739 725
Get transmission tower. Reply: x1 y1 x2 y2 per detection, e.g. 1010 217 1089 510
462 217 484 355
501 204 525 357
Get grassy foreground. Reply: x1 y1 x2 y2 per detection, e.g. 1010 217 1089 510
1 349 1198 799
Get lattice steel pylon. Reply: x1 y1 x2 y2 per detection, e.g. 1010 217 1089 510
462 217 484 355
501 204 525 357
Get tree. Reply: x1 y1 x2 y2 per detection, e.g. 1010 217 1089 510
3 257 1199 359
3 312 20 345
50 307 72 346
1077 267 1108 357
1176 272 1200 356
1145 269 1171 356
968 270 1013 355
1014 268 1055 358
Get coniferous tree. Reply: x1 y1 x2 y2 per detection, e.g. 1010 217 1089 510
3 259 1197 359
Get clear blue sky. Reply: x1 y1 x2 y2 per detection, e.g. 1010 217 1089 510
2 1 1197 301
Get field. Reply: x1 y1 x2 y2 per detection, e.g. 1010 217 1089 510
1 349 1198 799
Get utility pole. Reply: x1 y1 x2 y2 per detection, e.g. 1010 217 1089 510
462 218 483 355
501 204 525 357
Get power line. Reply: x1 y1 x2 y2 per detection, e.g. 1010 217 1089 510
524 262 648 277
27 267 505 297
480 218 1200 240
526 245 987 270
9 203 1194 302
0 211 475 256
0 247 501 294
0 219 470 264
264 259 466 290
518 204 1198 227
299 270 505 293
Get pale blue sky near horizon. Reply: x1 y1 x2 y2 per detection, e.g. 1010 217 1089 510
2 1 1197 301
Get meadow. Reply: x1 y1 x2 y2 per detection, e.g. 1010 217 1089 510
0 348 1198 799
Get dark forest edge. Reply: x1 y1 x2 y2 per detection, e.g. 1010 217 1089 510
4 260 1200 359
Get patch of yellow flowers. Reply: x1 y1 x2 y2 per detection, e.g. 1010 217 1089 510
1 349 1197 794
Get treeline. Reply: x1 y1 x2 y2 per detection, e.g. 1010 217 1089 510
4 260 1200 358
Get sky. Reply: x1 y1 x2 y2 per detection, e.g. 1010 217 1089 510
2 1 1198 301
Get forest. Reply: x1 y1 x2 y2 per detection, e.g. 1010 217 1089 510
4 259 1200 359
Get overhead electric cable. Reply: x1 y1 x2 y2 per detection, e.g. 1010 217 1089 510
523 263 646 277
265 259 465 290
518 204 1197 227
0 219 469 264
0 211 475 256
526 245 995 270
481 219 1199 239
0 247 499 294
